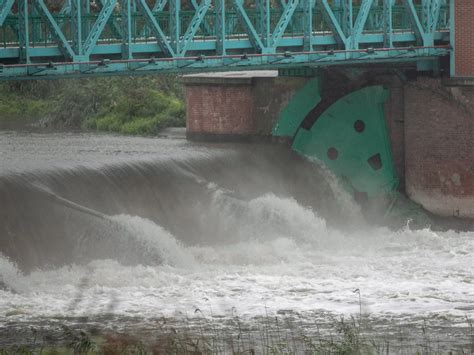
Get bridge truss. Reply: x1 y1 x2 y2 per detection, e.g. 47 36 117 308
0 0 450 79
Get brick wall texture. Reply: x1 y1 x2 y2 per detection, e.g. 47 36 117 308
185 77 307 138
186 85 255 135
404 77 474 217
455 0 474 77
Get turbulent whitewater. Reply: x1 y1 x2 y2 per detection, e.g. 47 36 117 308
0 131 472 350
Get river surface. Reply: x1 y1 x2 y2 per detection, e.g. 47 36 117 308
0 131 473 352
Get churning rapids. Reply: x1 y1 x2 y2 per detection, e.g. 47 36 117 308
0 131 473 350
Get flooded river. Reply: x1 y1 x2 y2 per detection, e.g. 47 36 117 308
0 131 473 352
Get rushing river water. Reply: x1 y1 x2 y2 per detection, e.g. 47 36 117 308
0 130 473 352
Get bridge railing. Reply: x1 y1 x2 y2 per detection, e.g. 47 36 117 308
0 4 450 48
0 0 451 79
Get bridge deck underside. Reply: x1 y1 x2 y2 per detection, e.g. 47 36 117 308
0 1 451 79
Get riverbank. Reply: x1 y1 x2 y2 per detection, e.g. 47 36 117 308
1 312 473 354
0 76 185 135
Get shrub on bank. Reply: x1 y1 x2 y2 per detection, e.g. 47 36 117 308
0 75 185 135
84 88 185 135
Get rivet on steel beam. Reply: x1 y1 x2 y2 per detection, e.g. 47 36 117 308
99 59 110 66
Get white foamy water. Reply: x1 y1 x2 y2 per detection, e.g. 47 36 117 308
1 192 472 328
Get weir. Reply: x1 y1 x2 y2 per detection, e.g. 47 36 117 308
0 0 473 218
1 132 473 352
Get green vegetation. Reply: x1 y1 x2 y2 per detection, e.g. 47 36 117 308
0 83 53 122
0 313 472 354
0 75 185 135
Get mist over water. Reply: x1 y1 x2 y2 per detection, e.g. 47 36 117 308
0 132 473 349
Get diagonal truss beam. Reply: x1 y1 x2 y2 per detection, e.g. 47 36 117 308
153 0 167 11
351 0 374 49
0 0 15 26
318 0 347 48
99 0 123 38
59 0 71 15
139 0 167 38
232 0 265 52
402 0 425 45
342 0 353 37
135 0 175 56
189 0 212 35
34 0 75 59
429 0 442 33
83 0 118 56
271 0 299 47
180 0 211 56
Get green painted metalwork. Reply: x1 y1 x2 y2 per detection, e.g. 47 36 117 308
135 0 174 56
402 0 425 45
189 0 212 35
232 0 265 52
430 0 442 34
257 0 270 47
422 0 431 33
0 0 14 26
120 0 132 59
351 0 374 49
273 77 321 137
0 1 451 79
215 0 226 55
180 0 211 56
33 0 75 59
292 86 398 197
70 0 82 55
319 0 347 48
169 0 180 54
17 0 28 63
83 0 117 56
302 0 312 51
342 0 353 40
383 0 393 47
153 0 166 12
271 0 298 47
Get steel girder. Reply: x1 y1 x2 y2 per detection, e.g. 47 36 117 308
0 0 14 26
0 0 450 80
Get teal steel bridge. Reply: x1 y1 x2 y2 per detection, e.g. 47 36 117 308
0 0 451 79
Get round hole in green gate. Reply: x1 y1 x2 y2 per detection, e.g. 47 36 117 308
354 120 365 133
327 147 338 160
